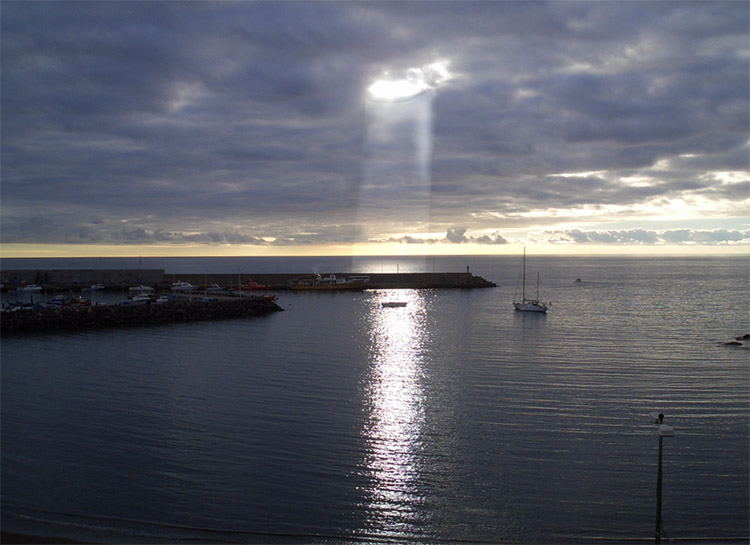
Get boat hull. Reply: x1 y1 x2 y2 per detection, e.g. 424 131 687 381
513 301 548 313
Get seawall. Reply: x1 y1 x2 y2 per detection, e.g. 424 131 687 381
2 270 496 291
172 271 496 289
0 297 283 335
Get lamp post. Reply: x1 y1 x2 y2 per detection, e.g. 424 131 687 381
649 412 675 544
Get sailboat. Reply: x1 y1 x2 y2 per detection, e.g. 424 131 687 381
513 247 549 313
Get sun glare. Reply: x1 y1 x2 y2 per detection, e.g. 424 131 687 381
368 79 428 102
368 61 451 102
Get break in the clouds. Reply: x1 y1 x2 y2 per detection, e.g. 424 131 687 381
1 1 748 251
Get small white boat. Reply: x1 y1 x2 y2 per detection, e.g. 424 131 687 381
129 285 154 294
17 284 42 292
82 283 106 292
171 281 196 293
513 247 549 313
205 283 226 293
290 274 365 290
382 301 407 308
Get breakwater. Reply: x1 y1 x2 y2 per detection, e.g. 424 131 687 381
0 297 283 335
2 270 496 291
211 271 497 289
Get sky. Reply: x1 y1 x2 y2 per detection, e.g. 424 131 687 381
1 1 748 258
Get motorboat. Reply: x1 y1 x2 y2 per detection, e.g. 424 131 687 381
126 293 152 304
17 284 42 292
290 274 365 291
129 285 154 294
239 279 271 291
171 281 196 293
82 283 106 292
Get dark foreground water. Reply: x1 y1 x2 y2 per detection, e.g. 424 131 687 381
2 256 748 544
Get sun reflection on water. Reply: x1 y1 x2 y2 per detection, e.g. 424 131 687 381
361 290 428 538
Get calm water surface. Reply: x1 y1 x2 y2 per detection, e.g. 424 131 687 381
2 256 748 543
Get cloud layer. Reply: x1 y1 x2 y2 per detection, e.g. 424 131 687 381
2 1 748 250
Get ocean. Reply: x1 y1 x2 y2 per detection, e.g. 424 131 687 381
1 255 748 544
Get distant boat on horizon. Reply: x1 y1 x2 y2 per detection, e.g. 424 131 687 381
513 247 549 313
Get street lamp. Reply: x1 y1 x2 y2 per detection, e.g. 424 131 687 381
649 412 675 544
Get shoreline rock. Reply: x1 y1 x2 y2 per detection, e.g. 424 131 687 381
0 297 283 335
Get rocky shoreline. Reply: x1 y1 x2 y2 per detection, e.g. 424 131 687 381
0 296 283 335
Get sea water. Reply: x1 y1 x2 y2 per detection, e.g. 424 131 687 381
1 256 748 543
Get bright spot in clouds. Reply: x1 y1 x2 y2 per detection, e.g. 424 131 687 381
368 61 451 102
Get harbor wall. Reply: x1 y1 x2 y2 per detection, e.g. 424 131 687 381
2 270 496 291
171 272 496 289
1 269 164 288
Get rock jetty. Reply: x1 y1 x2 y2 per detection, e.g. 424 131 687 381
0 297 283 335
2 270 496 292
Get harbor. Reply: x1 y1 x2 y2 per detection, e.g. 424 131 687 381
0 268 495 335
1 269 497 292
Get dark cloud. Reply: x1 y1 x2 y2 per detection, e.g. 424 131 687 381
1 1 747 250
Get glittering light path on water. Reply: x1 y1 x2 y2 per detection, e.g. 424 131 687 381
361 290 429 539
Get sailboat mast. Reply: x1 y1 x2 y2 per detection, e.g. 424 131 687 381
536 271 540 300
522 246 527 301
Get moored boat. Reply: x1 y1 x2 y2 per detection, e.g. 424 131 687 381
82 283 106 292
125 293 151 305
239 279 271 291
129 285 155 294
513 247 549 313
171 281 196 293
17 284 42 292
290 274 365 291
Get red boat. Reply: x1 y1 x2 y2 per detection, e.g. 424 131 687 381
239 279 271 291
